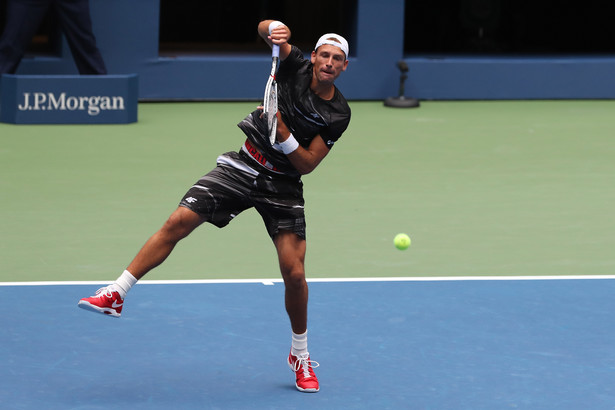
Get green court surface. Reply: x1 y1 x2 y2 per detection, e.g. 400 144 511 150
1 101 614 282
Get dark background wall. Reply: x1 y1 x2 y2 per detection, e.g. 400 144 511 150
1 0 614 100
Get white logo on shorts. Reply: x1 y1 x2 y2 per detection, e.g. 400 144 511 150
185 197 197 203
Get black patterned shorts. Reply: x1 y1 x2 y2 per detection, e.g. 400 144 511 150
179 151 306 239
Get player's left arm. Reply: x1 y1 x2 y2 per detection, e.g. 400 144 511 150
275 113 330 175
286 136 330 175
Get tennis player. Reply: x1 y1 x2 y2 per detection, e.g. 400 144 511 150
78 20 350 393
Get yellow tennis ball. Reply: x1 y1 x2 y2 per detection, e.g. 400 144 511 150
394 233 411 250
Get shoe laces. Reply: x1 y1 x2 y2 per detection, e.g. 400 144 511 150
292 353 319 378
94 286 114 298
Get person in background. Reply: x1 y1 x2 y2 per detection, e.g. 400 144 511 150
0 0 106 74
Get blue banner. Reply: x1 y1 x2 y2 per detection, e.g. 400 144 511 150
0 74 138 124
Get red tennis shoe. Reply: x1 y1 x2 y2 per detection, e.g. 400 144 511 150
288 351 320 392
78 286 123 318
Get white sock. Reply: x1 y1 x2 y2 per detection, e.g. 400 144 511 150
111 270 137 299
291 330 309 357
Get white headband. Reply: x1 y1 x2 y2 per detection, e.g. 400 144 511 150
315 33 349 59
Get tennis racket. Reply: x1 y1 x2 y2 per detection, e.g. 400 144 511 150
263 44 280 145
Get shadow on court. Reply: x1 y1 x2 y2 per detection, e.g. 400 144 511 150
1 279 614 409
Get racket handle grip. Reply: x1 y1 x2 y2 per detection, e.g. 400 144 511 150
268 21 283 59
268 20 284 34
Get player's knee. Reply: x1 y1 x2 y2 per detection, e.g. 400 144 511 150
282 268 306 288
160 209 198 241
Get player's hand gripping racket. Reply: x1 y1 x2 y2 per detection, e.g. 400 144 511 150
263 43 280 145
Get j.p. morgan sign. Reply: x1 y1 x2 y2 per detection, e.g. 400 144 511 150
1 74 138 124
18 92 126 116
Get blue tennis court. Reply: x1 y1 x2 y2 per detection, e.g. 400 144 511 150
1 278 614 409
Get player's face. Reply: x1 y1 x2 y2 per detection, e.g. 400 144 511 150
311 45 348 85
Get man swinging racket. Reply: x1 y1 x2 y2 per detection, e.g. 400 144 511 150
78 20 351 393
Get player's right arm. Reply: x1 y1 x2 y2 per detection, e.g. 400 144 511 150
258 20 292 60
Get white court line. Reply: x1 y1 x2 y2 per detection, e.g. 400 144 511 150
1 275 615 286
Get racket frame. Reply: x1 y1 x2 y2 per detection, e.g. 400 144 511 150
263 44 280 145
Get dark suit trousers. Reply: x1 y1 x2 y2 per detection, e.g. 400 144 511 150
0 0 107 74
